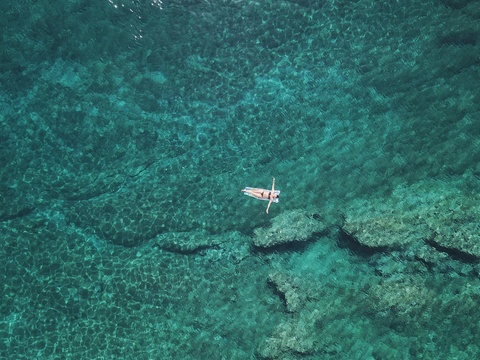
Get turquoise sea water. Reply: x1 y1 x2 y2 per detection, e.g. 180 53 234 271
1 0 480 358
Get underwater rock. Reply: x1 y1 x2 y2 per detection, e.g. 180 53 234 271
343 210 430 249
257 316 316 359
153 230 250 264
268 271 307 313
368 275 434 318
422 200 480 260
342 178 480 260
154 231 226 254
259 268 380 359
253 210 328 248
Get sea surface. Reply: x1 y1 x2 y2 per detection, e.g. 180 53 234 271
1 0 480 358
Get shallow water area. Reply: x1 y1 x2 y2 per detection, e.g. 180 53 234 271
1 0 480 358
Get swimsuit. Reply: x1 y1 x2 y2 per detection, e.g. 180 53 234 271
243 187 280 203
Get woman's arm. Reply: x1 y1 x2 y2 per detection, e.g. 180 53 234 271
266 178 276 213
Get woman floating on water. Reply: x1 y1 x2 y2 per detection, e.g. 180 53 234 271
241 177 280 213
